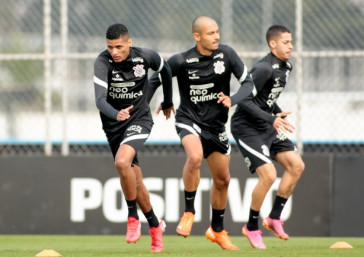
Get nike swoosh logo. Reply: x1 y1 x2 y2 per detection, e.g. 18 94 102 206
188 70 198 74
186 197 194 200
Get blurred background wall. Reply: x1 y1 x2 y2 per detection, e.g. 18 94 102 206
0 0 363 156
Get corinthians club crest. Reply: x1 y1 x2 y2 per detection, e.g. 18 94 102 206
214 61 225 74
133 64 145 78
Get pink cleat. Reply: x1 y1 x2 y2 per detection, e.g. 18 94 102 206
262 217 289 240
242 225 266 249
149 220 166 252
126 217 141 243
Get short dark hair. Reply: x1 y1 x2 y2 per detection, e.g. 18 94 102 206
106 23 129 40
266 25 290 45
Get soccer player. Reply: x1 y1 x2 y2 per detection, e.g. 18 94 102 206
147 16 256 250
93 23 174 252
230 25 305 249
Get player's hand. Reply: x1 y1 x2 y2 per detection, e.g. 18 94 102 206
276 111 292 119
117 105 133 121
156 104 176 120
273 111 295 135
217 92 231 108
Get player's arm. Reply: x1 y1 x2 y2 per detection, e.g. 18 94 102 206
238 94 294 135
148 53 184 119
147 72 162 104
148 50 179 119
229 73 256 106
272 103 291 118
158 60 173 108
158 60 176 119
218 73 255 107
147 50 173 108
238 62 294 134
238 98 277 123
147 53 181 103
236 61 276 123
272 103 294 133
93 57 119 120
219 46 256 107
273 103 282 114
272 111 295 135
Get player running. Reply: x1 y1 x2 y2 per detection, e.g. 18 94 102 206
231 25 305 249
148 16 256 250
93 23 174 252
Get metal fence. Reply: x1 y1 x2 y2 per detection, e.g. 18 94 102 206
0 0 363 156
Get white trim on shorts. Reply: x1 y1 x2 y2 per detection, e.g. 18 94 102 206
175 122 199 136
238 139 272 164
226 143 231 155
121 134 149 145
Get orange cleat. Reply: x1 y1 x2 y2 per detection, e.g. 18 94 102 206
176 212 195 237
205 226 240 250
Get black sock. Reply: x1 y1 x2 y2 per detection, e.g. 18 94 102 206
247 209 260 231
143 208 159 228
211 208 225 232
269 195 288 219
184 190 196 214
126 199 139 219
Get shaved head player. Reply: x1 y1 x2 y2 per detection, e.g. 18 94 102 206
148 16 256 250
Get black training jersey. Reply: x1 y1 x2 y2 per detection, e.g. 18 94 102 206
231 52 293 132
94 47 167 133
149 44 253 131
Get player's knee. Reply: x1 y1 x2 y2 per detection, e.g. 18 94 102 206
214 173 230 190
186 153 203 170
295 160 305 175
114 159 130 175
289 160 305 177
262 173 277 187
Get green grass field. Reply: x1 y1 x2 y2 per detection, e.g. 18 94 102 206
0 235 363 257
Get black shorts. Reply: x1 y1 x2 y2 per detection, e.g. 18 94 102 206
105 119 152 166
232 126 296 173
175 116 230 159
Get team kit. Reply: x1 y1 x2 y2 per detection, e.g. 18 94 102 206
93 17 304 252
